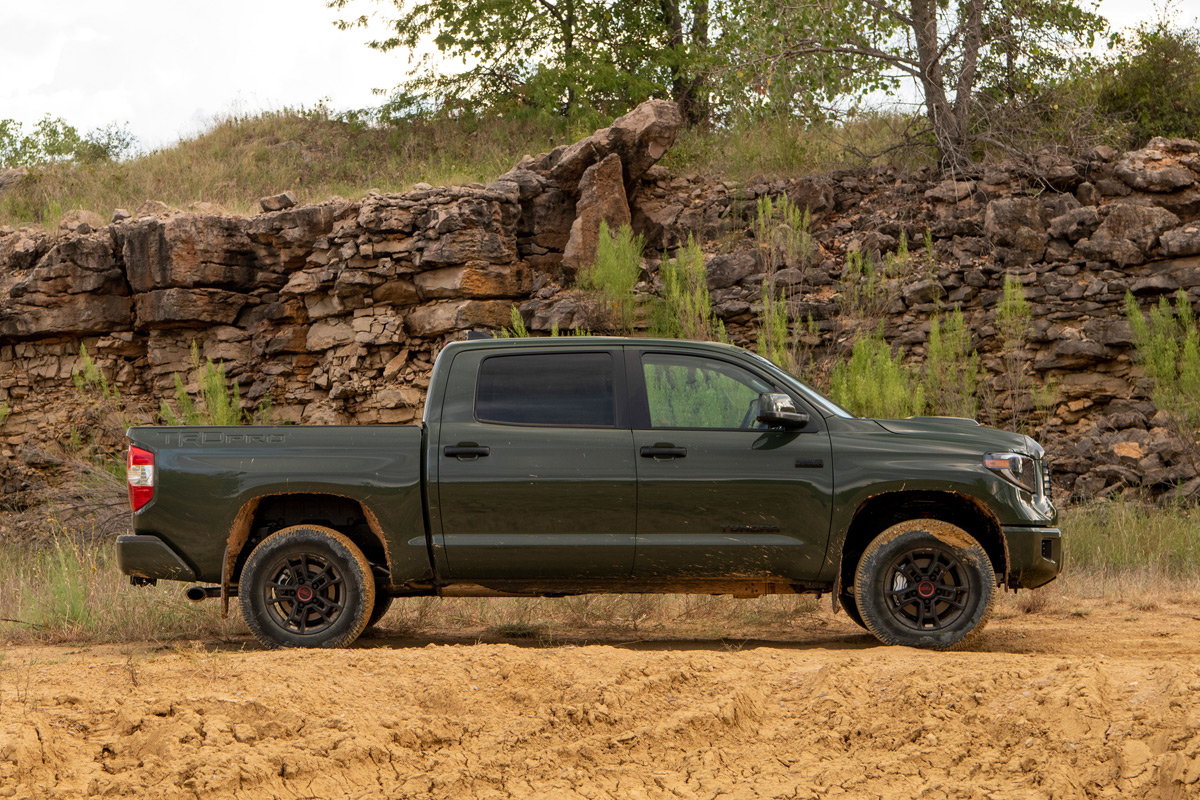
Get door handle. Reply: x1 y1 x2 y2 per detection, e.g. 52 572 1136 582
640 445 687 459
445 445 491 459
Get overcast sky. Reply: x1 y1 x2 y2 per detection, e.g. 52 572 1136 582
0 0 1186 151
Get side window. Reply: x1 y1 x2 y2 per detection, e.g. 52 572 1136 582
642 353 774 429
476 352 616 427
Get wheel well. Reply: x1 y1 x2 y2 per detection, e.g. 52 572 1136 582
839 491 1006 592
227 494 391 585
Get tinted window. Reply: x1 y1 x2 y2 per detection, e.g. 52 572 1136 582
643 353 773 429
476 353 616 426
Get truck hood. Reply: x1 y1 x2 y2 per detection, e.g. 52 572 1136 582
869 416 1043 458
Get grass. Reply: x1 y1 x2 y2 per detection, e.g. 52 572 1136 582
0 108 932 230
0 108 598 229
3 496 1197 647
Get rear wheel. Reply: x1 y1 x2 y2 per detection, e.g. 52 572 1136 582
240 525 375 649
854 520 994 651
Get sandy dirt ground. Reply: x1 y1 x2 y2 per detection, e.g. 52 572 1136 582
2 601 1200 800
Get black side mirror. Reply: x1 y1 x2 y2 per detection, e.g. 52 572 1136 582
757 392 809 429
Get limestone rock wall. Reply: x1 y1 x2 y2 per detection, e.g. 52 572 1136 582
3 100 1200 502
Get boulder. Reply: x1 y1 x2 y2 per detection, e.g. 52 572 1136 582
561 154 633 275
1114 145 1196 193
1161 223 1200 257
1074 204 1180 266
404 299 512 337
705 251 760 289
134 288 252 328
924 180 976 203
259 191 297 212
0 166 28 191
983 198 1047 264
118 214 258 292
415 262 531 300
1047 206 1100 241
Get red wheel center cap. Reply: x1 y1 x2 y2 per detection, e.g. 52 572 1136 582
917 581 936 599
295 585 314 602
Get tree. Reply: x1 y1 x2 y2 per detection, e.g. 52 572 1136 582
0 116 135 169
1098 20 1200 147
329 0 713 123
731 0 1108 169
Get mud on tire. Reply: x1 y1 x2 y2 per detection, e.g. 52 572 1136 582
854 520 995 651
240 525 375 649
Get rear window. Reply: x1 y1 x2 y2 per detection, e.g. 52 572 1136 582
475 352 616 427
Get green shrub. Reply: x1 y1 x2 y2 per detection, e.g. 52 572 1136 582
829 328 925 419
581 221 644 333
1098 22 1200 148
1125 290 1200 469
653 235 727 342
159 342 268 426
995 273 1032 430
923 309 980 418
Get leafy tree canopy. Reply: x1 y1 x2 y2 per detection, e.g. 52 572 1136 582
0 116 136 170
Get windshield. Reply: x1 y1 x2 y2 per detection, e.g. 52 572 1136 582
744 351 856 419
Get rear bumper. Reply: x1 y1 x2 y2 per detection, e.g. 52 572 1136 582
116 535 197 581
1003 526 1062 589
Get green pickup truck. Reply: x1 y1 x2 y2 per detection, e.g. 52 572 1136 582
119 337 1061 650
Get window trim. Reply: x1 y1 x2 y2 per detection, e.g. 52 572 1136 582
627 349 822 433
472 349 627 429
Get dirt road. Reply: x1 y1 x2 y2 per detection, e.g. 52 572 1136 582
3 600 1199 800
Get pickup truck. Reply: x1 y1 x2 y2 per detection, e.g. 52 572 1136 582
118 336 1062 650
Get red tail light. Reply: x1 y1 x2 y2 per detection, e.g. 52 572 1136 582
127 446 155 512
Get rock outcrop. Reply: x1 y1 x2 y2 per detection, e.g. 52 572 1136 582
3 102 1200 503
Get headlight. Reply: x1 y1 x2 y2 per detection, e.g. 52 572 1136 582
985 452 1038 493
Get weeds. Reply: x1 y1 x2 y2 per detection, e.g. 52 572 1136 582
829 328 925 419
159 342 270 426
923 309 981 418
995 273 1033 431
653 235 727 342
580 222 644 334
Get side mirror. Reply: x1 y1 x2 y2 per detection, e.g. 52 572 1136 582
757 393 809 429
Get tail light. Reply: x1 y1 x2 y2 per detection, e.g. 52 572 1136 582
127 446 155 512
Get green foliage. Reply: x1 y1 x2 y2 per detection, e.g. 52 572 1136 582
497 305 532 338
754 195 816 373
0 116 135 168
837 248 906 328
922 309 980 419
159 342 267 426
0 401 9 428
995 273 1033 430
582 222 644 333
1062 497 1200 575
730 0 1108 167
329 0 710 121
829 329 925 419
1126 290 1200 436
1098 20 1200 147
653 235 727 342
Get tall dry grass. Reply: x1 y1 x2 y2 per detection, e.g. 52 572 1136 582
0 109 931 231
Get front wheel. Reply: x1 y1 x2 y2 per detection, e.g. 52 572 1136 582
854 520 995 651
239 525 375 649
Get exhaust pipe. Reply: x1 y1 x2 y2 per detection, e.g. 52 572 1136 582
185 586 230 602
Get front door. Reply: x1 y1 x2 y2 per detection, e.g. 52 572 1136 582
436 347 636 581
631 350 834 581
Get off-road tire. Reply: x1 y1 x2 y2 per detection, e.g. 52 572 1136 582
240 525 375 649
854 520 995 651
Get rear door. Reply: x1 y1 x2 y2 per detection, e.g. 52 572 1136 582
630 349 834 581
435 346 636 580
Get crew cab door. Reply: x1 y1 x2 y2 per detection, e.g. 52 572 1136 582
629 349 834 580
433 346 636 580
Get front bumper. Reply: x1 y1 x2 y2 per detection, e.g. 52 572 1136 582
1003 526 1062 589
116 534 197 581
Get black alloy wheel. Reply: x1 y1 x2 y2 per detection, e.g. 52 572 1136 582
854 520 995 651
240 525 375 649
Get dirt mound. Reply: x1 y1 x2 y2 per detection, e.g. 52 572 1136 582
3 605 1200 799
